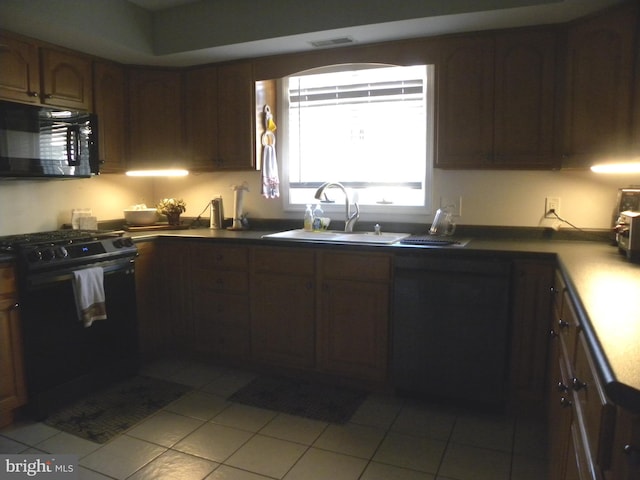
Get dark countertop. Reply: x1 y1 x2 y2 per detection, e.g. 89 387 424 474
133 228 640 413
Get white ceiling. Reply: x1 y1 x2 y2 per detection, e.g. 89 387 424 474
0 0 626 67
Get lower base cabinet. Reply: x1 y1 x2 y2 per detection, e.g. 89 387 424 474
251 247 316 368
0 263 27 427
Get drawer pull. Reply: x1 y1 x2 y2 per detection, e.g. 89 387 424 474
560 397 573 408
623 444 639 455
557 381 569 393
558 319 570 329
572 377 587 391
549 329 559 339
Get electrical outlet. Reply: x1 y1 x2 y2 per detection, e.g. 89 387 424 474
545 196 561 218
440 196 462 216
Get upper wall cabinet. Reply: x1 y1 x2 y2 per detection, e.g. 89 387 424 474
93 61 127 173
127 68 185 169
185 62 256 170
436 28 558 169
561 1 639 168
0 32 92 111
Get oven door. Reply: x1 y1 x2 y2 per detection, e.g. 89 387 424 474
20 257 139 418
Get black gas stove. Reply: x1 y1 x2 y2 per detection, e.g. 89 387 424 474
0 229 137 275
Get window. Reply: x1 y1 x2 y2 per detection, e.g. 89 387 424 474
280 64 434 214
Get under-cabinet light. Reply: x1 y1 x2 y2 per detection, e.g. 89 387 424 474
125 169 189 177
591 163 640 174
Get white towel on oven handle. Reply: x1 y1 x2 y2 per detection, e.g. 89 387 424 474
72 266 107 327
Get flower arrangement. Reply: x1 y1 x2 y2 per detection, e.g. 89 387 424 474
156 198 186 216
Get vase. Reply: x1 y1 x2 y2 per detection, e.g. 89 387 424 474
166 212 181 226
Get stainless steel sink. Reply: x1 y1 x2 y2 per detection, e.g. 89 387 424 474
262 229 411 245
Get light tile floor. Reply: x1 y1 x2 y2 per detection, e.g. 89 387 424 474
0 359 548 480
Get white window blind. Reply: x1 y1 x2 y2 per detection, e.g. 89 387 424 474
284 64 432 209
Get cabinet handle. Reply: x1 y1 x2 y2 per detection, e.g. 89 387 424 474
623 444 639 455
27 91 39 97
549 329 559 338
44 93 52 99
10 303 19 310
557 381 569 393
572 377 587 391
558 319 570 329
560 397 573 408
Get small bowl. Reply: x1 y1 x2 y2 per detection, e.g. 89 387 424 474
124 208 158 226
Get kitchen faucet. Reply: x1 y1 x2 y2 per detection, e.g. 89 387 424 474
314 182 360 232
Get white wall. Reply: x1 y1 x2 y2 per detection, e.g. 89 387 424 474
0 167 632 236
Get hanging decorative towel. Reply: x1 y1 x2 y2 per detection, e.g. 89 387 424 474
261 105 280 199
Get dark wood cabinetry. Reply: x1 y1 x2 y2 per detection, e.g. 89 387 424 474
318 252 390 384
93 61 127 172
436 28 558 169
127 68 185 169
562 1 639 168
191 243 250 359
0 32 92 110
251 247 316 368
0 263 27 427
185 62 256 170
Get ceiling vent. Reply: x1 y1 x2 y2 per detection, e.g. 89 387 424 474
309 37 355 48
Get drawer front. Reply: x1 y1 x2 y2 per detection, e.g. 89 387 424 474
558 291 579 364
322 252 391 281
552 269 566 316
194 292 250 323
253 247 315 275
193 245 249 270
0 264 16 295
574 332 616 470
193 269 248 294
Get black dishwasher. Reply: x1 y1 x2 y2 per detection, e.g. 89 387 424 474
392 255 511 407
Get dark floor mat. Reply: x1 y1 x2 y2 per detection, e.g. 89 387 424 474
44 376 191 443
228 376 367 424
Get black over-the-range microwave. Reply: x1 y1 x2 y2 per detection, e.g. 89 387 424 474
0 100 99 178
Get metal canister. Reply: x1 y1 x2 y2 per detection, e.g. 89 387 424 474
210 197 224 229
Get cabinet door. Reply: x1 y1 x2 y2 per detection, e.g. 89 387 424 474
0 33 40 103
0 299 26 424
185 66 219 170
562 1 638 168
510 260 554 407
251 247 316 368
217 62 255 170
93 61 126 172
436 34 494 168
318 279 389 383
494 28 558 169
41 48 92 110
128 68 185 168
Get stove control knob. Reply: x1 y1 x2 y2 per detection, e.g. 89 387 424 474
27 249 42 263
54 246 68 258
41 248 55 261
113 238 134 248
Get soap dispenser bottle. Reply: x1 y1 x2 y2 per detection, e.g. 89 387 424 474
312 203 323 231
304 204 313 231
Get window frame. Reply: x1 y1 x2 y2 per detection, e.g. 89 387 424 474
277 63 435 217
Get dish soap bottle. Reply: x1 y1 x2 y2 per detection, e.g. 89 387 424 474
312 203 323 231
304 204 313 231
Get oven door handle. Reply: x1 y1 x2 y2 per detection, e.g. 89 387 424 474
25 259 135 289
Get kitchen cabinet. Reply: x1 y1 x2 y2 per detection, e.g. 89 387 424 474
609 409 640 480
185 62 256 170
251 247 316 368
393 255 511 406
93 61 127 172
0 262 27 427
509 260 554 409
561 1 639 168
547 269 620 480
135 241 171 355
436 28 558 169
317 251 390 384
127 68 185 169
192 243 250 359
0 31 92 110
